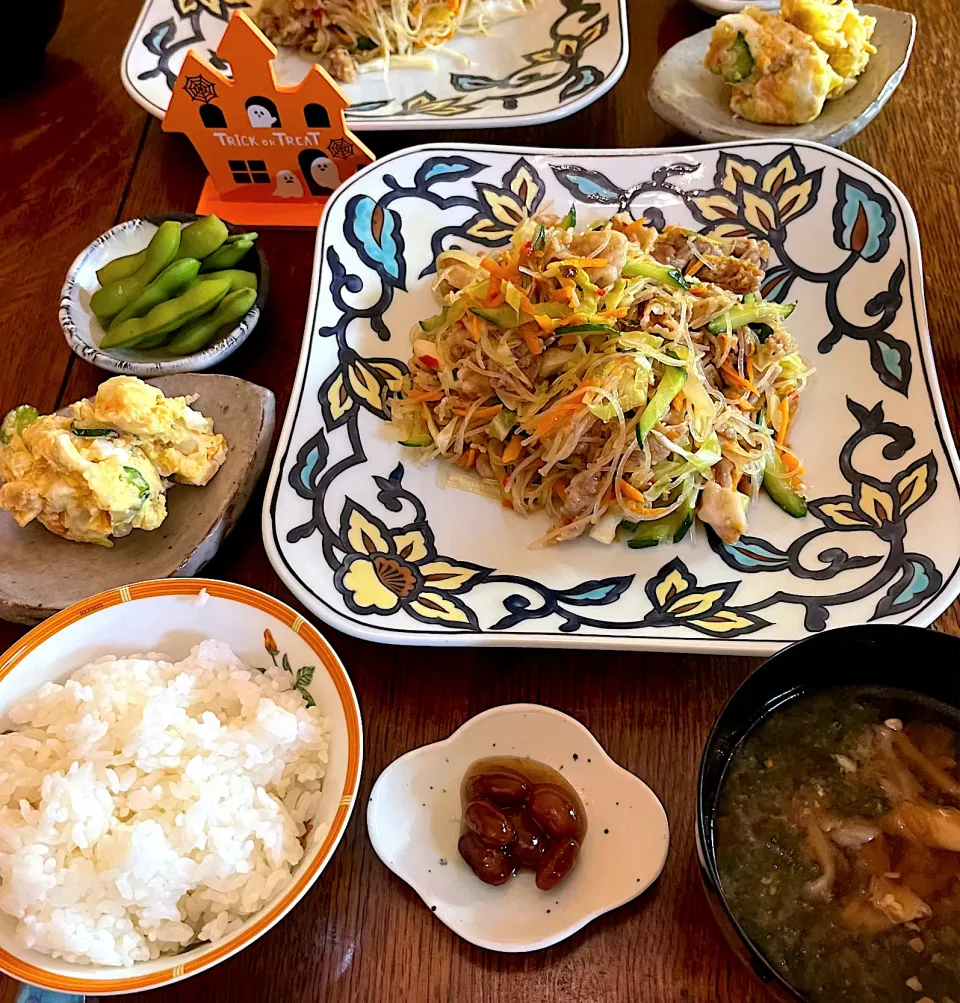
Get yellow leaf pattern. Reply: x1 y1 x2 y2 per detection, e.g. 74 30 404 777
655 568 690 608
667 588 729 619
347 510 389 556
720 158 758 194
858 483 895 525
409 592 469 623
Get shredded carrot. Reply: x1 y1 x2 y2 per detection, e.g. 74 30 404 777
671 393 685 409
721 362 759 396
684 258 705 278
624 219 649 236
501 498 514 510
407 389 444 402
623 501 673 517
618 479 646 503
469 315 480 341
534 386 593 437
446 0 459 10
502 436 523 464
598 308 627 320
522 327 544 356
746 355 754 383
553 480 568 501
557 334 580 347
534 315 562 334
455 447 477 469
558 257 608 268
777 398 790 445
551 288 570 303
451 404 502 419
486 289 505 308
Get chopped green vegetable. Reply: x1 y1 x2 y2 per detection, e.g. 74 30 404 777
70 423 118 438
555 323 619 336
763 450 807 518
355 35 378 50
487 408 518 440
628 494 696 549
562 205 577 229
122 466 150 503
532 224 546 252
720 32 754 83
637 364 687 443
1 405 39 445
707 301 796 335
622 259 689 289
420 307 449 333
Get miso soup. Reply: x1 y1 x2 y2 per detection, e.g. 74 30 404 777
717 687 960 1003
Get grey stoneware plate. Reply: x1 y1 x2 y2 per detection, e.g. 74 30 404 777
0 374 275 624
648 5 915 147
690 0 777 13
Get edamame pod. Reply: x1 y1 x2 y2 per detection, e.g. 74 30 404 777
100 277 232 350
222 231 258 244
195 269 258 293
107 258 201 331
173 215 228 262
95 248 147 286
91 221 181 323
168 287 257 355
199 238 254 272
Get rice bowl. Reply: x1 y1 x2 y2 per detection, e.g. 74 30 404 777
0 579 361 995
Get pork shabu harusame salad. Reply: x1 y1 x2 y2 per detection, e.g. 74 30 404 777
390 211 812 549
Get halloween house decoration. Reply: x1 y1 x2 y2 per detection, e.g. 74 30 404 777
162 10 374 227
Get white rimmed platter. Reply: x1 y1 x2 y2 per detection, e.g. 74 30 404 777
262 140 960 654
367 703 669 952
649 6 915 147
121 0 628 130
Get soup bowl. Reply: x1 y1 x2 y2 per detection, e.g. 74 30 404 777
696 623 960 1003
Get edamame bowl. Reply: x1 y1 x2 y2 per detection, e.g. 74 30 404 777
59 212 269 376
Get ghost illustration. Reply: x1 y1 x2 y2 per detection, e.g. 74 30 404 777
298 149 341 197
245 96 281 129
274 170 304 199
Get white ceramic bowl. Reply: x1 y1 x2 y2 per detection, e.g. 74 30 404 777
0 579 362 995
59 214 268 376
367 704 669 952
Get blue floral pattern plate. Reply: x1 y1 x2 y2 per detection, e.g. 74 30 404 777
121 0 628 130
262 141 960 653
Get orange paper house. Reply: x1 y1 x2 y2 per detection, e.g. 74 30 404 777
163 10 374 227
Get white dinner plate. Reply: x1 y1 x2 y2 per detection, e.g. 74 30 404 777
262 140 960 654
121 0 628 130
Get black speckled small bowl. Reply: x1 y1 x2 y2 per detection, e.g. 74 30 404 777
59 212 269 377
697 624 960 1003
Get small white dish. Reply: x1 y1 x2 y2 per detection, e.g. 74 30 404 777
0 579 362 995
367 703 669 952
60 214 268 376
649 5 915 147
689 0 778 14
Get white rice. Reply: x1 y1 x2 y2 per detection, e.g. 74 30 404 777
0 640 331 967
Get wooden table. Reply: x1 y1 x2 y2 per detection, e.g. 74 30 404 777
1 1 958 1000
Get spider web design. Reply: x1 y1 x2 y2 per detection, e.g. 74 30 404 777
183 74 217 103
327 138 355 160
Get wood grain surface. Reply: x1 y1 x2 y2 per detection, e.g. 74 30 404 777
0 1 958 1001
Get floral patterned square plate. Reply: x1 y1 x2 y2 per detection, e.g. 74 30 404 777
121 0 627 130
262 140 960 654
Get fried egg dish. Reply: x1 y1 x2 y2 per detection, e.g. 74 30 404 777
704 0 877 125
0 377 227 546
